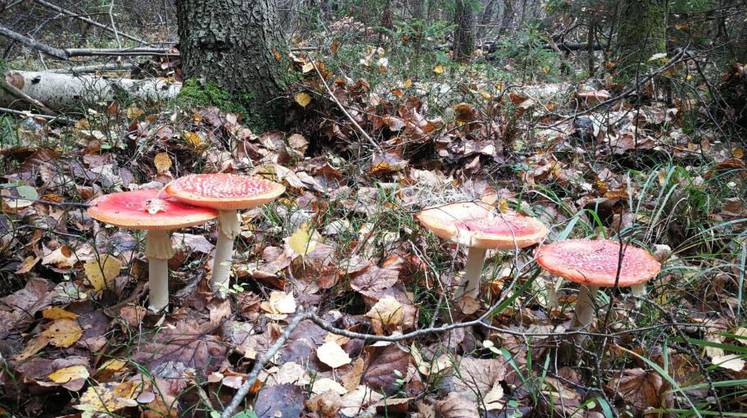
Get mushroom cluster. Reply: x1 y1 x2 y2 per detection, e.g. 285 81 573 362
416 201 662 341
88 174 283 312
89 176 662 341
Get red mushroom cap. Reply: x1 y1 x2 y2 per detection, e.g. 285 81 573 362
416 202 548 249
535 239 661 287
87 189 218 230
165 174 285 210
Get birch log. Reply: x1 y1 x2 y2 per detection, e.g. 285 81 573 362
0 71 181 111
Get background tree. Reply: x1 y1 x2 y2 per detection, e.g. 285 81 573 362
614 0 668 77
175 0 288 126
454 0 476 62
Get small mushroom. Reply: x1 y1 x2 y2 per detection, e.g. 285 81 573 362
417 202 548 299
87 189 218 312
535 239 661 342
165 173 285 297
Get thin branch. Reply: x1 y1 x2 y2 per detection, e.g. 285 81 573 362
31 0 148 45
220 311 309 418
310 60 382 153
0 24 68 59
63 47 178 57
107 0 122 48
0 107 73 123
48 63 135 73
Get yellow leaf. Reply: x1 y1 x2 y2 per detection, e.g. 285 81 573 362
153 152 172 174
48 365 89 384
98 358 127 372
433 64 444 75
14 336 49 362
288 224 318 257
302 62 315 74
42 319 82 348
84 255 122 292
295 92 312 108
479 90 492 100
183 131 203 147
126 105 144 120
75 382 138 414
403 79 413 88
42 307 79 320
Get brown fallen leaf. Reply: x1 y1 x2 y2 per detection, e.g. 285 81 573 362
610 368 667 413
435 392 479 418
362 344 411 395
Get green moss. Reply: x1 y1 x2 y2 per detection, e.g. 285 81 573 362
176 79 278 131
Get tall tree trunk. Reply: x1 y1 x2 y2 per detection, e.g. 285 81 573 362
615 0 667 78
175 0 287 126
479 0 497 38
454 0 475 62
411 0 424 19
499 0 514 34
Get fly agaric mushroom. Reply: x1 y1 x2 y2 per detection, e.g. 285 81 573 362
535 239 661 340
165 174 285 296
417 202 548 299
87 189 218 312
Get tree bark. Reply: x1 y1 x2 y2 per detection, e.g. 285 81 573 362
615 0 667 78
175 0 287 125
499 0 514 34
454 0 476 62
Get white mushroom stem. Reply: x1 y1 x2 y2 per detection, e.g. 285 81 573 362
543 278 559 309
630 283 646 308
456 247 487 299
212 210 241 297
570 285 598 343
144 230 176 312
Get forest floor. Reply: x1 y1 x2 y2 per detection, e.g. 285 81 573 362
1 16 746 418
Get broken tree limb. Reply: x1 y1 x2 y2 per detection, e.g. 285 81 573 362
48 63 135 74
63 47 178 57
0 24 177 60
0 70 181 111
0 24 69 59
31 0 148 45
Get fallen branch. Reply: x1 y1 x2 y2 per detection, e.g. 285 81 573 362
63 47 178 57
0 24 177 60
48 63 135 74
219 301 712 418
0 24 68 59
31 0 148 45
